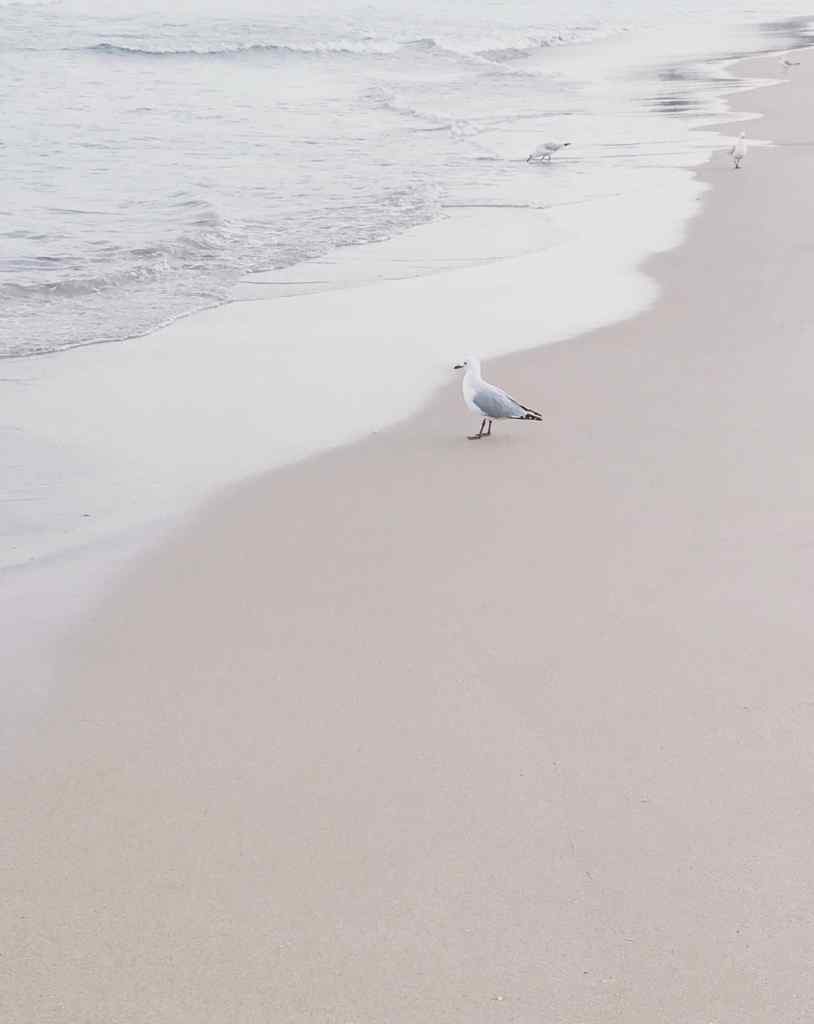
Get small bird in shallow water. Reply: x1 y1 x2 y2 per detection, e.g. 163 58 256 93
781 57 801 69
453 357 542 440
527 141 571 162
730 131 747 169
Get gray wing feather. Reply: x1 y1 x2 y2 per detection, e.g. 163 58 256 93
473 386 525 419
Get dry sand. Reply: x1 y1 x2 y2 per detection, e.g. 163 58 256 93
4 53 814 1023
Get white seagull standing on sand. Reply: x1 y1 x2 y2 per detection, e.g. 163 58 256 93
453 356 542 440
730 131 747 169
527 141 571 162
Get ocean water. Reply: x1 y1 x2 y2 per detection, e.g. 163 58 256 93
1 0 813 359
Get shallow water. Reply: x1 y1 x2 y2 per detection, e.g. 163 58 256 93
2 0 812 358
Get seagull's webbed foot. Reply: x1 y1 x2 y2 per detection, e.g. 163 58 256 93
468 418 487 440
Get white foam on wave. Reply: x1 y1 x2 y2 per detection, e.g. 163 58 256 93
83 26 616 62
87 39 403 58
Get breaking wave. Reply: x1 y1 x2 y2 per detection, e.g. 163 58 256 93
85 27 609 63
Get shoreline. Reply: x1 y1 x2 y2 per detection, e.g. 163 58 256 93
0 40 779 577
6 48 814 1021
1 46 783 680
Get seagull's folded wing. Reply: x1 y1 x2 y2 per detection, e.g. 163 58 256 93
473 386 525 419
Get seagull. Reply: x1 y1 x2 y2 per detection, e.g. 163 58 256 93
781 57 801 69
730 131 747 170
527 141 571 163
453 356 542 439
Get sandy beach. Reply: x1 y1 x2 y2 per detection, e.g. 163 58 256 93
5 49 814 1023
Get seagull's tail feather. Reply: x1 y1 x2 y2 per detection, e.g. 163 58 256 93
518 404 542 422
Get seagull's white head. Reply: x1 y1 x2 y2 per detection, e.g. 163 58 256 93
453 355 481 375
739 130 746 138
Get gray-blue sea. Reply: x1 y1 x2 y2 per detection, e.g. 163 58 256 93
2 0 812 359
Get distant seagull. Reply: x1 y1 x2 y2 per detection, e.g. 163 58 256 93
453 356 542 439
781 57 801 69
730 131 747 170
527 141 571 163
